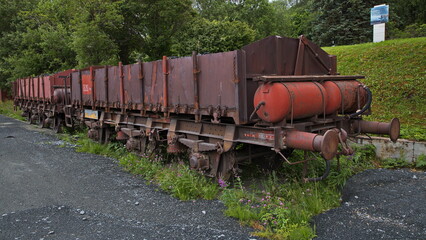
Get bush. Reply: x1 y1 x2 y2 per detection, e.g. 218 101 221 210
415 154 426 170
390 23 426 39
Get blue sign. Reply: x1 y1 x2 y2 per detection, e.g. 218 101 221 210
371 5 389 25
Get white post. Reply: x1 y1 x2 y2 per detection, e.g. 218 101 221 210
373 23 386 43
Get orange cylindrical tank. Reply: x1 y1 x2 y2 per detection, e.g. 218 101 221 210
321 81 367 114
53 88 70 105
253 82 327 123
322 81 342 115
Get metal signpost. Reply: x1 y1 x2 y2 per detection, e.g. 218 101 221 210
371 4 389 43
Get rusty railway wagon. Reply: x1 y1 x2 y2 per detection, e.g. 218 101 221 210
13 36 400 180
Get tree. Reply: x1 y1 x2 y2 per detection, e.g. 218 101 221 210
1 0 79 85
193 0 277 39
271 0 315 38
0 0 40 89
310 0 376 46
123 0 195 61
171 17 256 55
70 0 123 67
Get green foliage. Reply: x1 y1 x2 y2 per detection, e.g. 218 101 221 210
415 155 426 170
309 0 375 46
154 164 219 200
124 0 195 61
220 145 378 239
69 0 124 67
323 37 426 141
0 100 25 120
71 23 119 67
381 157 411 169
271 0 315 38
385 0 426 32
171 18 255 55
326 145 377 188
390 23 426 39
119 154 219 200
193 0 276 39
221 178 339 239
220 188 262 221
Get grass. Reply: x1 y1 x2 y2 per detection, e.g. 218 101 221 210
323 37 426 141
59 129 220 201
220 145 378 239
0 100 25 121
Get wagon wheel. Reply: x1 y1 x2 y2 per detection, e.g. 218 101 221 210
139 136 148 153
27 112 34 124
217 151 238 181
53 116 63 133
145 139 158 158
38 114 46 128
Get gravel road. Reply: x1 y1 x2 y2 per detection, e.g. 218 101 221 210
0 114 258 240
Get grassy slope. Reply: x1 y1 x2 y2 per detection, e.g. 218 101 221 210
323 37 426 141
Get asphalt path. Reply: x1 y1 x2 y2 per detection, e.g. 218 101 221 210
0 114 258 240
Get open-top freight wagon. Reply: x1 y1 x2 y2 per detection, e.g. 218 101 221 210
13 36 400 180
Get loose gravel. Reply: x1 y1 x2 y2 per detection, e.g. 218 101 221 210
313 168 426 239
0 115 258 240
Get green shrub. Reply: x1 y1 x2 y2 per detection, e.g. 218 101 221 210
381 157 411 169
415 154 426 170
391 23 426 39
0 100 25 120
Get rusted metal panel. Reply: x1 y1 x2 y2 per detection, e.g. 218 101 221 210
198 51 237 108
25 78 30 99
37 77 42 100
108 66 121 106
242 36 334 76
167 56 194 108
143 60 163 108
123 63 144 106
71 71 81 104
94 67 107 105
52 70 72 87
33 77 39 100
43 76 52 101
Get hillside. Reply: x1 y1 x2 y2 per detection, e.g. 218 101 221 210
323 37 426 141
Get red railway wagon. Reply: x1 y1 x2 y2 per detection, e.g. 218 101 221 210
14 36 400 180
14 70 73 130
